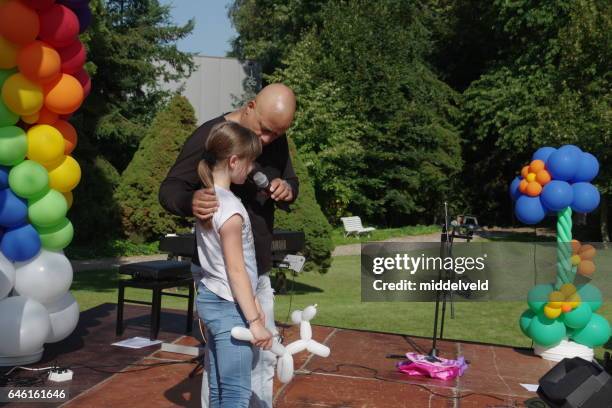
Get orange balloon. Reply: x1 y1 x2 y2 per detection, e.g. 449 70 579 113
21 112 39 124
43 73 84 115
535 169 551 185
53 119 77 154
529 159 545 173
0 1 40 45
17 40 61 83
521 165 530 179
578 244 596 260
519 179 529 193
578 260 595 277
526 181 542 197
571 239 581 254
36 106 59 124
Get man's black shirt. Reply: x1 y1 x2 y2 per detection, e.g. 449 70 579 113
158 114 299 274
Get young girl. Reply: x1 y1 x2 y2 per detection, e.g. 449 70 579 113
195 121 273 408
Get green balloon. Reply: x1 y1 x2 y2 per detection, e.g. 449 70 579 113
0 99 18 127
0 126 27 166
527 284 553 313
519 309 535 336
8 160 49 199
28 189 68 227
577 284 602 312
570 313 611 348
37 217 74 250
0 68 17 87
563 303 592 329
528 313 566 347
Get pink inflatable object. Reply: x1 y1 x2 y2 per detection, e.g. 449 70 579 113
396 352 468 381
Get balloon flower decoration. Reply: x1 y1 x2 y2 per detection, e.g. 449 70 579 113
232 305 331 383
510 145 610 360
0 0 92 365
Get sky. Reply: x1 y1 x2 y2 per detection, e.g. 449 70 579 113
161 0 238 57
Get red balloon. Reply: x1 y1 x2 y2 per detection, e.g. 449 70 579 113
39 4 79 48
73 68 91 98
23 0 56 10
0 1 40 45
57 40 86 74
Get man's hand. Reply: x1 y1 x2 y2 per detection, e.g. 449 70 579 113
269 178 293 202
192 188 218 221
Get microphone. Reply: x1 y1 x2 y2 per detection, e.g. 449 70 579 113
251 171 291 212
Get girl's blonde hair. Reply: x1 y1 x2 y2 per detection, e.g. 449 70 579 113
197 121 261 228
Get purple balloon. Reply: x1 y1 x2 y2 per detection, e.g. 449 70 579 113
0 167 8 189
58 0 90 8
74 5 92 33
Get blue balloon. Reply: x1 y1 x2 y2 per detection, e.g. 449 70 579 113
540 180 573 212
546 145 581 181
532 147 556 163
0 166 8 189
58 0 90 9
0 188 28 228
0 224 41 262
74 5 92 33
571 182 600 213
509 176 522 201
573 152 599 182
515 195 546 225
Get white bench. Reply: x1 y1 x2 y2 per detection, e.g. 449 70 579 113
341 216 376 237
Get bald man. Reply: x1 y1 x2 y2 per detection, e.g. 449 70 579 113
159 83 298 408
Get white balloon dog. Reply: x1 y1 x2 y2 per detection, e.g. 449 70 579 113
231 304 330 383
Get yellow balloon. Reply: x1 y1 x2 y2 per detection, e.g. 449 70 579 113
62 191 73 209
1 73 43 116
27 124 65 165
0 35 18 69
46 155 81 192
544 305 562 320
21 112 39 124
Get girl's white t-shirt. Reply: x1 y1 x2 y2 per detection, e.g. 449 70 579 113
195 185 258 302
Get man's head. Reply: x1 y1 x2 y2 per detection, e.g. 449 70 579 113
241 83 296 146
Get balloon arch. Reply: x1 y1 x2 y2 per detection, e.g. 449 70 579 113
0 0 91 365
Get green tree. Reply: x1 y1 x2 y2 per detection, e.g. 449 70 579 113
460 0 610 239
115 95 197 241
275 138 333 272
81 0 195 171
269 0 463 225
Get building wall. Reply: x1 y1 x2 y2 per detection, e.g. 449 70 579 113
164 55 260 125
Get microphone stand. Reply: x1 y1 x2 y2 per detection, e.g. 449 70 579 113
428 202 472 362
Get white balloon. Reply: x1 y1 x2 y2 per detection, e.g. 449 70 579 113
307 341 331 358
277 352 294 383
300 321 312 340
231 326 253 341
285 339 307 355
0 296 50 356
45 292 79 343
270 342 287 357
290 310 302 325
302 305 317 321
14 250 73 304
0 252 15 300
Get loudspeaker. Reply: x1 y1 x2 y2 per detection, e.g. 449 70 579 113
537 357 612 408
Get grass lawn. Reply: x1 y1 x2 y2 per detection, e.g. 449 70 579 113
331 225 439 247
72 255 611 359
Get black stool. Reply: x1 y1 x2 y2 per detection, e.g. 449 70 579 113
116 260 194 340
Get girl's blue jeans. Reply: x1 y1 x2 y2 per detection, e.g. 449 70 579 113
196 281 253 408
